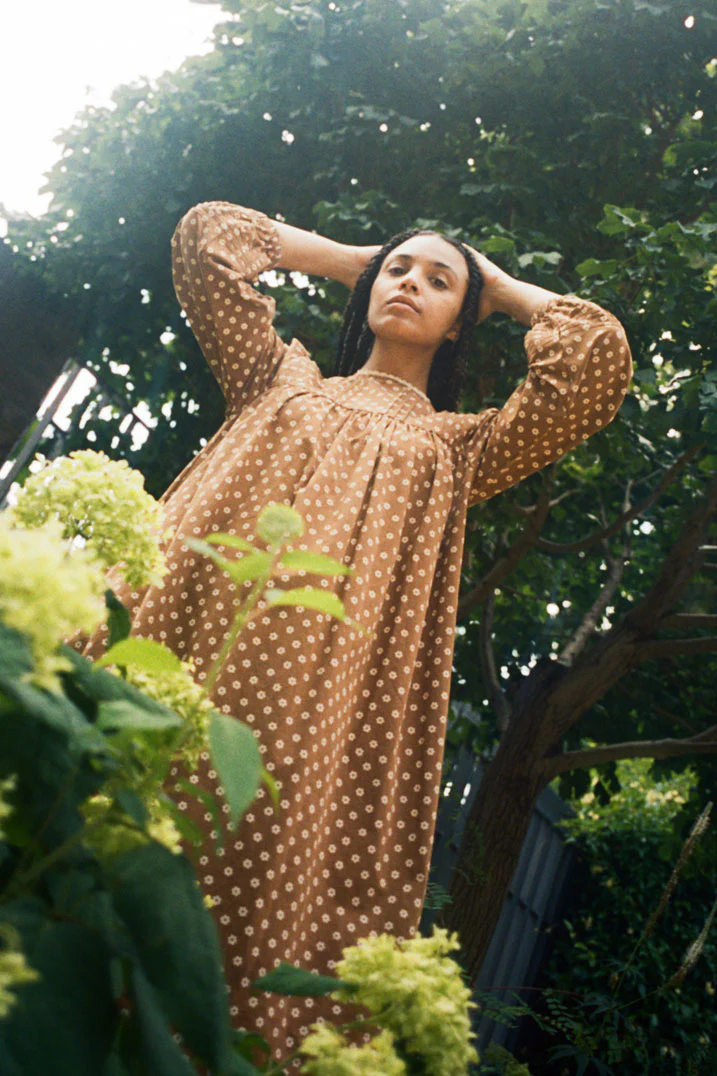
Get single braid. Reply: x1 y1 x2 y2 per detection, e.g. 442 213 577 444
333 229 483 412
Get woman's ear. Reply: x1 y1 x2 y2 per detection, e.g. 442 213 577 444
446 319 461 342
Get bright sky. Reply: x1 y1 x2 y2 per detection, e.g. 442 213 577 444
0 0 223 217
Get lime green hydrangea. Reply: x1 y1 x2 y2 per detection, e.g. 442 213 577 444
82 793 183 861
331 926 479 1076
299 1022 406 1076
119 656 211 769
0 925 40 1019
0 514 106 692
10 449 169 587
0 776 16 839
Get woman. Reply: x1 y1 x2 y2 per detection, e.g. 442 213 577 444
76 201 632 1067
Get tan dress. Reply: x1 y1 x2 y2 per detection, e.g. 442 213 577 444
74 202 632 1068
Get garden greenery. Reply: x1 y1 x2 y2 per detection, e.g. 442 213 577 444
530 760 717 1075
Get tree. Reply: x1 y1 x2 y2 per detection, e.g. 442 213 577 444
3 0 717 979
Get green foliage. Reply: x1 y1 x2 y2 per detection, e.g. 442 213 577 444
531 761 717 1074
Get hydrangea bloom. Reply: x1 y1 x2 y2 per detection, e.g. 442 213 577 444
299 1022 406 1076
0 514 106 692
0 927 40 1018
118 656 211 769
331 926 479 1076
10 449 169 587
81 793 183 860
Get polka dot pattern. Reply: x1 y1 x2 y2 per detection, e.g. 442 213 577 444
71 202 633 1069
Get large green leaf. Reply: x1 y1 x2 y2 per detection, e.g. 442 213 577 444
207 710 264 828
250 961 356 998
204 532 256 553
263 585 346 618
126 966 198 1076
278 549 352 576
0 622 34 682
96 699 183 733
95 636 185 675
0 913 116 1076
105 589 132 649
106 843 234 1072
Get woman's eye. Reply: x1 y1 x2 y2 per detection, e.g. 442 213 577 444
388 265 404 275
432 277 448 289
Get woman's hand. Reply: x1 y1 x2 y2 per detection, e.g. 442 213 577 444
465 246 513 323
466 245 560 326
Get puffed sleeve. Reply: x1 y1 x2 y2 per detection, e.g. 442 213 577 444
171 201 285 417
463 296 633 507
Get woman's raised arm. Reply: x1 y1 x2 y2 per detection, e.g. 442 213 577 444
272 219 379 289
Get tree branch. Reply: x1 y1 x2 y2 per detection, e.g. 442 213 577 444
545 478 717 741
559 480 633 665
542 730 717 778
515 488 575 515
458 478 553 620
635 636 717 662
659 614 717 631
479 590 511 733
559 539 629 665
535 447 701 556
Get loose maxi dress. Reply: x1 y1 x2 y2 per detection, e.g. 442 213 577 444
74 202 632 1067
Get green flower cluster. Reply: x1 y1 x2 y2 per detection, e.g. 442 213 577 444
81 793 183 861
0 776 16 839
119 655 211 769
300 1023 407 1076
0 514 105 692
322 925 479 1076
0 926 40 1019
10 449 169 587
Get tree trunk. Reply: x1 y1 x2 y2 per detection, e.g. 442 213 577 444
437 662 562 978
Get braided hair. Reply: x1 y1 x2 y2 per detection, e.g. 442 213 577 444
333 229 483 412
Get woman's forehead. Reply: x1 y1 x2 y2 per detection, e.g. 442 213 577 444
386 234 467 281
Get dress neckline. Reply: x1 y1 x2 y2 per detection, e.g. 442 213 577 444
353 369 430 401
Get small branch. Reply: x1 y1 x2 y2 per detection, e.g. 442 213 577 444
559 540 629 666
542 732 717 778
515 488 575 515
560 480 633 666
659 614 717 631
535 447 701 556
479 590 511 733
635 637 717 662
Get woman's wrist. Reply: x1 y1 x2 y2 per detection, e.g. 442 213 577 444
485 272 559 326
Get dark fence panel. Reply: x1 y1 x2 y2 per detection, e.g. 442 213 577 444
420 726 575 1053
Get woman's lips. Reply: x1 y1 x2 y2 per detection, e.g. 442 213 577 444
386 296 420 312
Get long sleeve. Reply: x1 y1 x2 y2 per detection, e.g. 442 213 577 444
463 295 633 507
171 201 285 417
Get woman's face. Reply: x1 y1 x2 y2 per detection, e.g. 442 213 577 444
366 234 469 354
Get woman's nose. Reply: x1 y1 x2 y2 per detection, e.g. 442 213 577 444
399 273 420 292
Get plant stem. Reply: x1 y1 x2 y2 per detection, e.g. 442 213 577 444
202 557 279 697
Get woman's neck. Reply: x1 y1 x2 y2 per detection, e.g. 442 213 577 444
360 338 434 395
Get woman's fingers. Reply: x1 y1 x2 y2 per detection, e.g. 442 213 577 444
466 245 513 321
